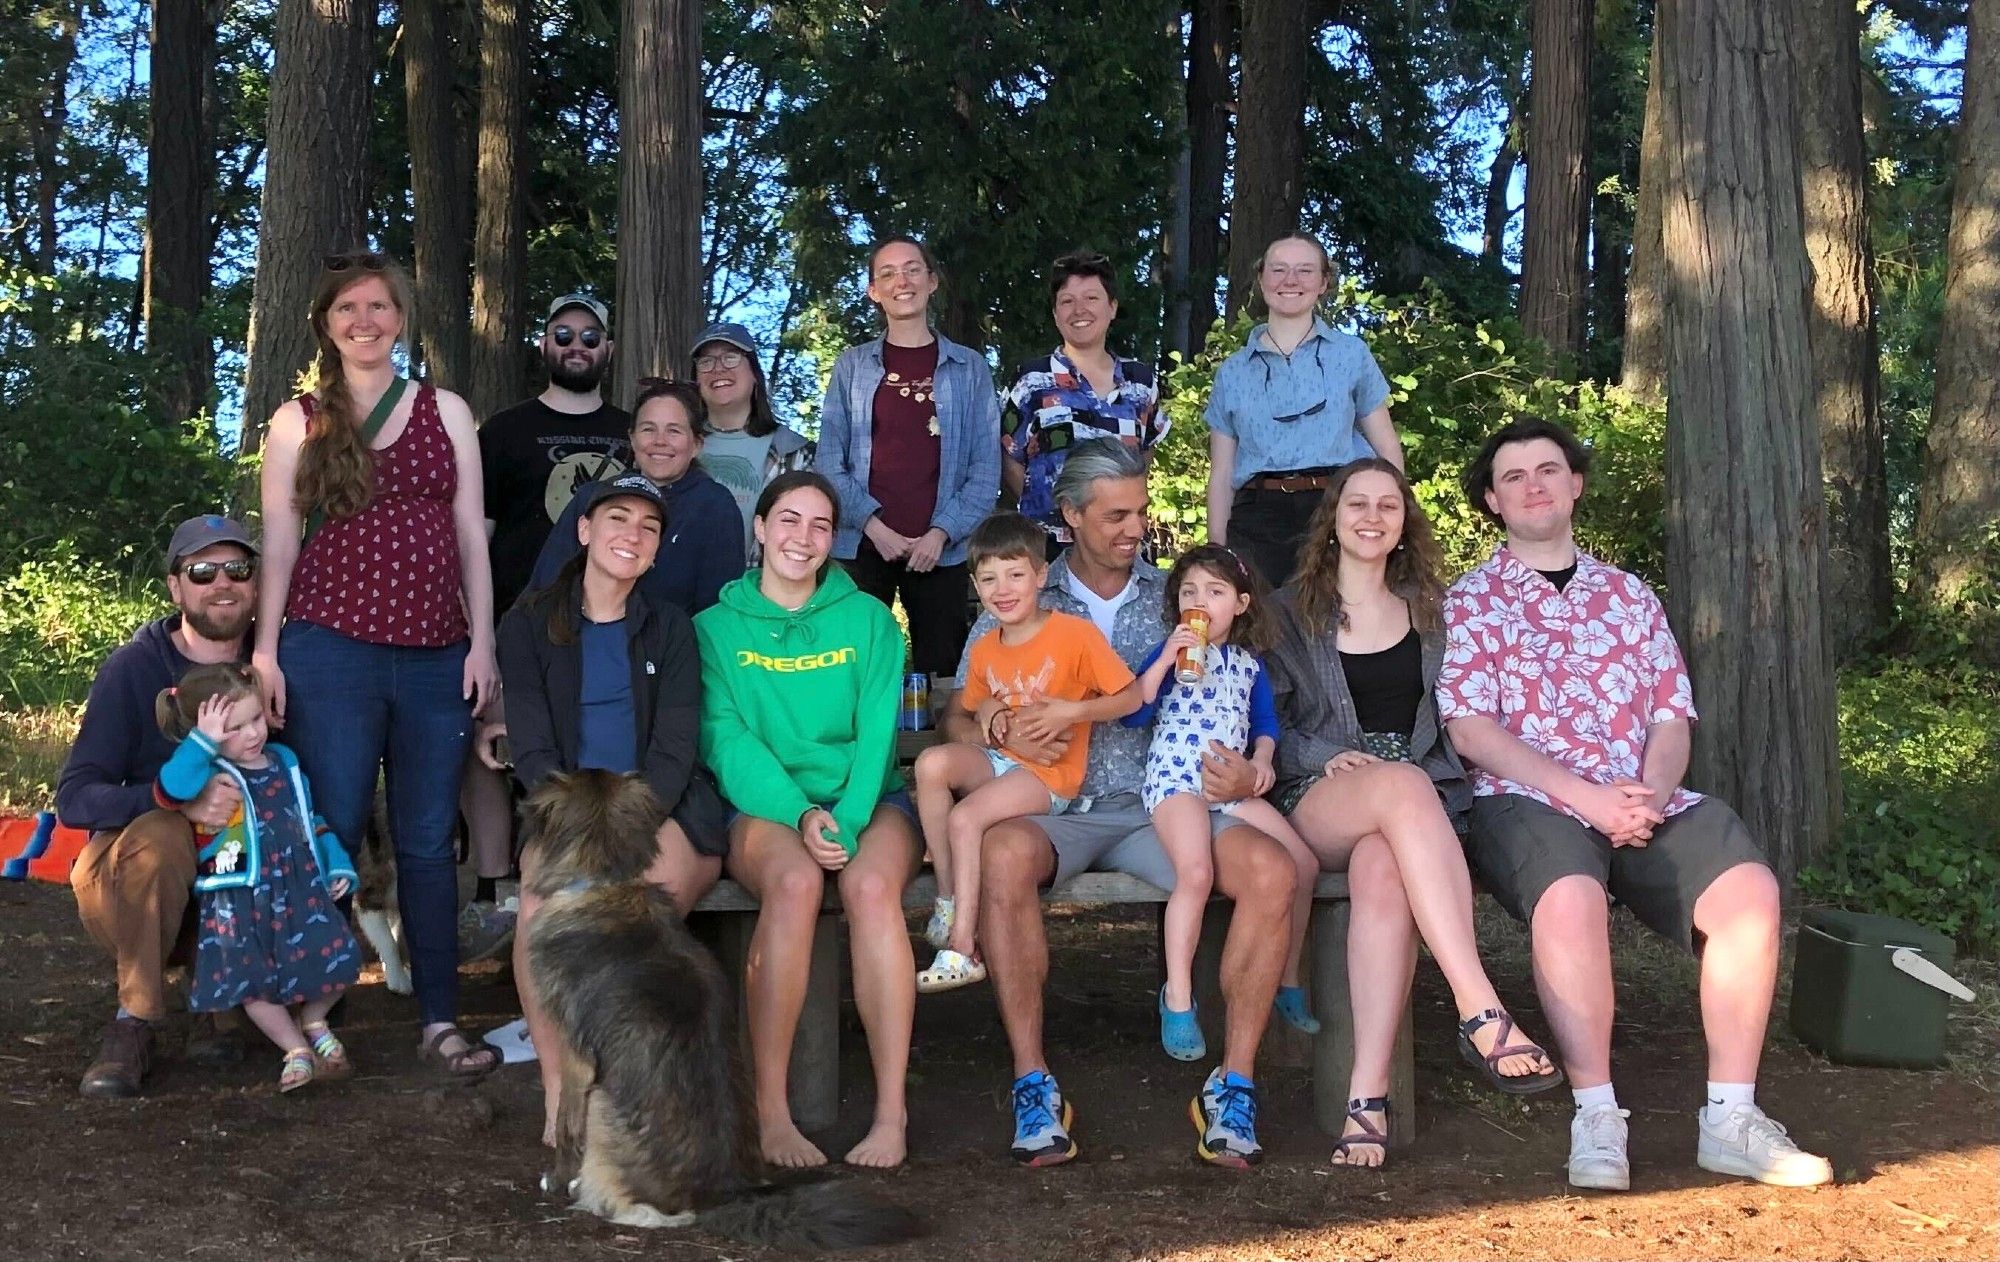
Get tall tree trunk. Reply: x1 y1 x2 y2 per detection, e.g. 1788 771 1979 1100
32 9 80 273
1482 79 1523 259
1659 0 1838 883
1520 0 1594 358
1185 0 1231 346
1912 0 2000 610
470 0 529 422
1226 0 1308 316
145 0 219 425
1621 0 1668 402
240 0 377 451
1586 0 1640 378
1796 0 1892 660
613 0 703 405
1163 7 1193 360
404 0 472 392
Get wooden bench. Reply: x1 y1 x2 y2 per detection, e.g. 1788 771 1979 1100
688 869 1415 1144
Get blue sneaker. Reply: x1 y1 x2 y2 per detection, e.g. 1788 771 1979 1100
1189 1067 1263 1168
1010 1069 1077 1167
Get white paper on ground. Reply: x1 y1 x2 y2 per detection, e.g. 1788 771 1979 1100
483 1016 537 1064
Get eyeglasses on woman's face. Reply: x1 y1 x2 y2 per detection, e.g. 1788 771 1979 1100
695 349 747 373
1261 262 1323 282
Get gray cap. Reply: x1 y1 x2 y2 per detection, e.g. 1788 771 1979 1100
166 514 259 573
693 321 758 358
547 293 611 331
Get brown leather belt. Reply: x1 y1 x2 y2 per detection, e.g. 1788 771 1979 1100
1246 471 1331 493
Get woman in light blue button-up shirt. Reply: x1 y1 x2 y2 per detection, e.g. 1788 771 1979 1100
1205 234 1404 588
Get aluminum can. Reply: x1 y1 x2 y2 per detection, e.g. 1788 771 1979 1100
1176 609 1210 684
899 672 931 731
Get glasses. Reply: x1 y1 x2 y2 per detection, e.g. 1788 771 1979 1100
176 559 257 585
324 251 390 273
872 263 930 284
550 326 605 349
1262 263 1324 281
694 349 747 373
1272 398 1328 425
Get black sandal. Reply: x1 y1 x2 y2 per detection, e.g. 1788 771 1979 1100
1456 1007 1564 1096
1329 1096 1391 1167
419 1025 500 1079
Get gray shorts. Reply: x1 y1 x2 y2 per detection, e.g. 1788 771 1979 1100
1039 793 1253 893
1465 793 1770 951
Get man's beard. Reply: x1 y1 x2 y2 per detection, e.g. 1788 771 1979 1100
182 599 251 642
547 351 605 393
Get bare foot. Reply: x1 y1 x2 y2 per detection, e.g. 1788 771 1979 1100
842 1117 906 1169
760 1118 828 1169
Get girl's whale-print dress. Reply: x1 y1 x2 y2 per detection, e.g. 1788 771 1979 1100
1131 640 1279 813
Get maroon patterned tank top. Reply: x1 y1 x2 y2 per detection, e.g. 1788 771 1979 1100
285 384 469 647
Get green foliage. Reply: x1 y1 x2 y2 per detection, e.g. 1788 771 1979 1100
0 556 163 709
1153 284 1668 579
1800 663 2000 956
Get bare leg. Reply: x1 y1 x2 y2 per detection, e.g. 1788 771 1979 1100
1225 797 1318 990
240 999 308 1055
1330 836 1416 1166
1528 874 1616 1088
459 757 515 880
724 816 829 1168
1692 862 1781 1083
642 820 723 915
1151 793 1216 1010
1208 823 1295 1081
913 741 995 895
944 769 1052 958
838 805 920 1168
977 819 1058 1078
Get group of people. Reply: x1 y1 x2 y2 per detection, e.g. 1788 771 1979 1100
56 231 1832 1197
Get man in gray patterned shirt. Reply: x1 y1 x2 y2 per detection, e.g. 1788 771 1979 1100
942 440 1298 1171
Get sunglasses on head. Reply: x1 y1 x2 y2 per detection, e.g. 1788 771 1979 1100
176 559 257 585
551 326 605 349
323 251 390 273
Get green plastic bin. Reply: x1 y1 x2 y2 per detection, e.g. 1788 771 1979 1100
1789 908 1974 1068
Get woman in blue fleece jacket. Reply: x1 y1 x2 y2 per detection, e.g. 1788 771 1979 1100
155 662 360 1093
527 378 746 616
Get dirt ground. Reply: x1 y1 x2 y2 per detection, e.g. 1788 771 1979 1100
1 878 1995 1262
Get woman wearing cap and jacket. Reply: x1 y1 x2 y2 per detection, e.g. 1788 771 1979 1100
690 321 815 559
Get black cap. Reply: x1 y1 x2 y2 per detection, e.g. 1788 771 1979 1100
578 473 668 518
166 515 259 573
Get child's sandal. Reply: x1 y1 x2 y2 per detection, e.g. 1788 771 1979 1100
303 1021 352 1080
279 1047 316 1093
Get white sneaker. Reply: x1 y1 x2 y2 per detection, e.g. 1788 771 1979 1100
1697 1102 1833 1187
1569 1105 1632 1190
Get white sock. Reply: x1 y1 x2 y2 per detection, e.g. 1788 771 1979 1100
1573 1082 1619 1113
1703 1081 1754 1125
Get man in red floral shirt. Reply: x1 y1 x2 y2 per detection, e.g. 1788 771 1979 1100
1437 418 1830 1193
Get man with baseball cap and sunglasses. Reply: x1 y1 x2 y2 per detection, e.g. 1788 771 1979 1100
56 515 262 1097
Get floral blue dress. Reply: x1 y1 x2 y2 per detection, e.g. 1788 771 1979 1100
188 763 361 1013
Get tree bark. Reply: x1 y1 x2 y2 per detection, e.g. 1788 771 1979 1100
1226 0 1309 316
1164 7 1193 360
1795 0 1892 660
470 0 529 422
1912 0 2000 609
1185 0 1232 345
1620 0 1667 402
240 0 377 451
145 0 220 425
1482 78 1523 259
32 9 80 273
1520 0 1594 358
1659 0 1839 883
613 0 704 405
404 0 472 392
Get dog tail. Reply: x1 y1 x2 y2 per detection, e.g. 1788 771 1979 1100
695 1179 922 1252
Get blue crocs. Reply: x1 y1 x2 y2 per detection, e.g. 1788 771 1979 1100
1273 984 1322 1035
1009 1069 1077 1167
1159 985 1206 1061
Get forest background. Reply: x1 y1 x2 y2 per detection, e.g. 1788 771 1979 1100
0 0 1993 952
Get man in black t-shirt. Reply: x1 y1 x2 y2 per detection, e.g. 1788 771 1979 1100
480 292 631 614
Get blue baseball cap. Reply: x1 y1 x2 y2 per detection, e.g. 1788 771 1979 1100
692 321 758 358
166 514 258 573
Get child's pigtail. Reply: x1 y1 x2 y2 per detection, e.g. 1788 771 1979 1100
155 685 190 741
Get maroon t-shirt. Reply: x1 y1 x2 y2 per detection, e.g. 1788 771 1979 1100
866 339 942 538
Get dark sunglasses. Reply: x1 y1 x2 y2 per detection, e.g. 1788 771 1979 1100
1272 398 1328 425
323 251 390 273
177 559 257 585
551 326 605 349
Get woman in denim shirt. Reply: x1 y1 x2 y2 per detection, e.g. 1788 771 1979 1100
1205 233 1404 588
815 235 1001 675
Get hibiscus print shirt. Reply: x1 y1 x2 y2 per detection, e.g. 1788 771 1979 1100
1436 547 1703 821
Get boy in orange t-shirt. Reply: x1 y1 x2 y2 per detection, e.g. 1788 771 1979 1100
913 514 1138 994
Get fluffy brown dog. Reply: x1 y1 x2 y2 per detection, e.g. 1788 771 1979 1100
520 770 920 1250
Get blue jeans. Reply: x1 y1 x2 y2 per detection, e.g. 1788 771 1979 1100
279 620 472 1026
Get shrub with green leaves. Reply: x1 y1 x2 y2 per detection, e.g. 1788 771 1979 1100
1800 663 2000 955
0 559 165 709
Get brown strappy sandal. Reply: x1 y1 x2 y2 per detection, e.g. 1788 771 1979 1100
1329 1096 1391 1167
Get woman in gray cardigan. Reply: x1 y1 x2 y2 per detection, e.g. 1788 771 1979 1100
1266 458 1560 1168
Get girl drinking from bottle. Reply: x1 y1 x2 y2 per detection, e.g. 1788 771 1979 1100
1124 544 1318 1061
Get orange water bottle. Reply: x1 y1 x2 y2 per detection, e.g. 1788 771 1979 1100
1176 609 1210 684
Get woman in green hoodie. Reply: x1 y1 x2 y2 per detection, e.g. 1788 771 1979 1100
695 470 918 1171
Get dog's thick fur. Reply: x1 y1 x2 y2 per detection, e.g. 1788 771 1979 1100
521 770 920 1251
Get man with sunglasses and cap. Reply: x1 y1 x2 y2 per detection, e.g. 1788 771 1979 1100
57 515 261 1097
